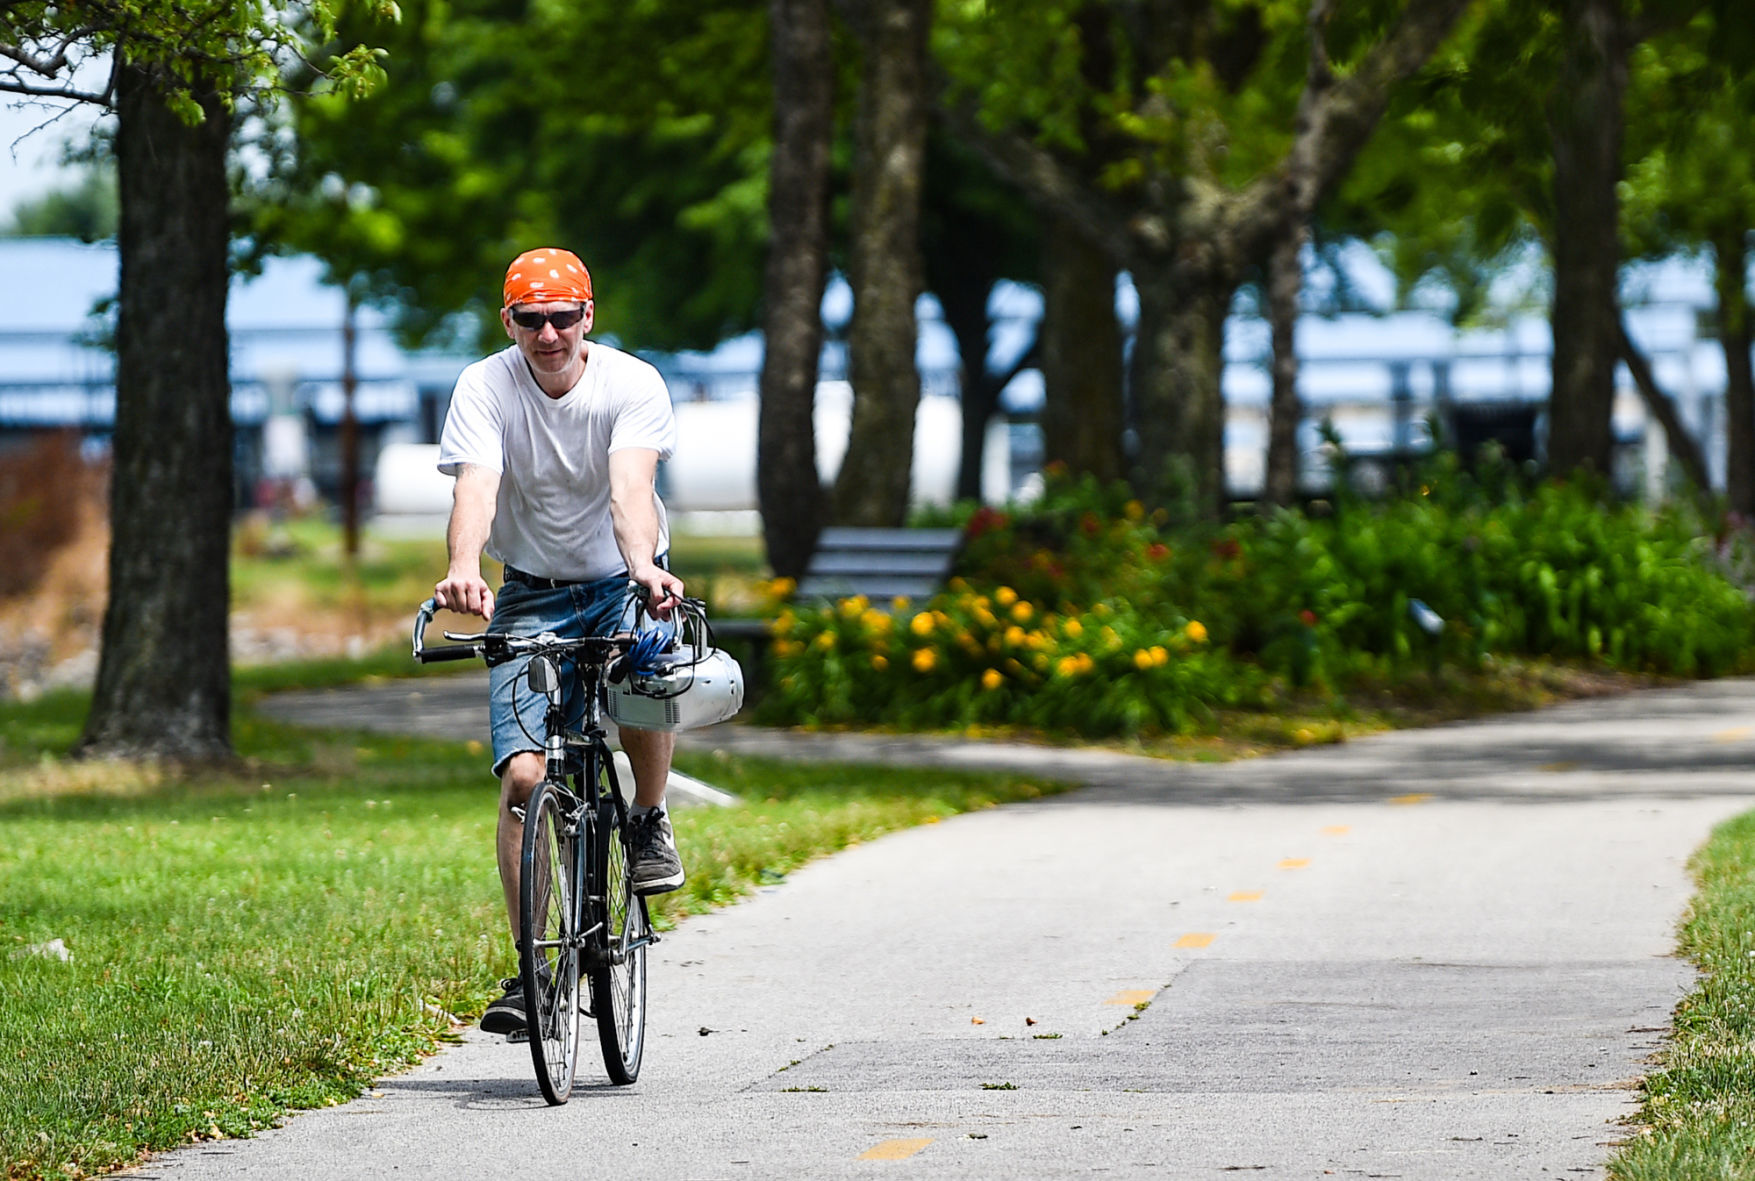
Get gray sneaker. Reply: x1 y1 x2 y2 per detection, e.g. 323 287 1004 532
629 809 685 895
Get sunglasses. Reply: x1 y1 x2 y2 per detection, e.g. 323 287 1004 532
509 306 587 331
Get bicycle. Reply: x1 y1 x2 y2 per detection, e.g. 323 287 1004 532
411 596 655 1103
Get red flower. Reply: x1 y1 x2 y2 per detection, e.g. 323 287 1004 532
1146 543 1170 562
965 506 1010 540
1212 537 1242 561
1080 511 1101 536
1299 609 1317 627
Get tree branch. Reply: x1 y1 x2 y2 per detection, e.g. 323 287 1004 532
936 97 1145 263
0 35 76 78
1232 0 1472 252
0 75 112 103
1617 315 1711 491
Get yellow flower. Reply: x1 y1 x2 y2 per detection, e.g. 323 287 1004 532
1133 649 1155 670
911 648 937 673
1094 603 1113 619
1124 499 1145 520
948 577 970 593
981 668 1003 691
1064 618 1084 639
768 577 797 598
1004 625 1026 648
911 612 935 636
995 586 1018 607
839 595 870 617
771 609 797 636
1185 620 1208 644
814 631 836 650
891 596 911 612
774 639 804 658
1010 601 1033 623
1150 645 1169 666
871 654 889 671
974 607 998 629
862 609 891 631
1056 654 1094 677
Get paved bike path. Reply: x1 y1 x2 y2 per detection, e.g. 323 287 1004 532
138 677 1755 1179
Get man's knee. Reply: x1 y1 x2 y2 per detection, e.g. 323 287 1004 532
499 752 544 809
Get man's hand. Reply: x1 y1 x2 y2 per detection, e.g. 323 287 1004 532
629 562 685 619
435 569 496 621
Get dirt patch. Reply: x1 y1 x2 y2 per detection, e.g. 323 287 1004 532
0 442 109 698
0 490 407 701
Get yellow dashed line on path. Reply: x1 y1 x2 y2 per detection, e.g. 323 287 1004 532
1278 858 1310 870
1714 726 1752 743
1175 932 1216 948
1105 990 1156 1006
1388 793 1433 806
1320 825 1350 836
1228 891 1263 903
859 1139 933 1160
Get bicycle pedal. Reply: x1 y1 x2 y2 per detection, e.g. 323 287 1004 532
505 1029 530 1044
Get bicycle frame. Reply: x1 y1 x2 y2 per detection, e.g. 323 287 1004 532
523 650 650 968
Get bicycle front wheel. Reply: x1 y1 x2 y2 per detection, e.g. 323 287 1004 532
591 794 648 1084
520 779 582 1105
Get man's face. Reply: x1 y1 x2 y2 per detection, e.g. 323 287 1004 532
502 299 593 381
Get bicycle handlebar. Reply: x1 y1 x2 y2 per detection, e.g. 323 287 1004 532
411 597 638 666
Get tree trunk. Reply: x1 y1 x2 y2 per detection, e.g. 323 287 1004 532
1130 256 1234 518
1040 218 1125 483
1263 219 1307 507
1545 0 1627 480
831 0 931 526
757 0 834 580
938 277 999 503
1715 227 1755 517
78 61 233 761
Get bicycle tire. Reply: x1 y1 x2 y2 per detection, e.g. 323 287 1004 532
590 788 648 1084
519 779 583 1105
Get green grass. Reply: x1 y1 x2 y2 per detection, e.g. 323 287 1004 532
0 693 1057 1180
1610 808 1755 1179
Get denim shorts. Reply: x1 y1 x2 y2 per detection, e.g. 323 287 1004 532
487 572 632 778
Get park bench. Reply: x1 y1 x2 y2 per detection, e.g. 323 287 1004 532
713 526 964 642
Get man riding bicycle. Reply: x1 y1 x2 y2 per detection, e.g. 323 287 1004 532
431 247 687 1036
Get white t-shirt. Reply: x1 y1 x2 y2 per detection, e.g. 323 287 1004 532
437 342 676 582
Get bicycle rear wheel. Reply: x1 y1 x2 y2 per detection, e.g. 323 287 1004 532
590 792 648 1084
519 779 582 1105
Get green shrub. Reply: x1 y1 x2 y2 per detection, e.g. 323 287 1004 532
761 462 1755 736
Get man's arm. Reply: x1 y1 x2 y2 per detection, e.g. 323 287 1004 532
434 463 501 620
609 448 685 616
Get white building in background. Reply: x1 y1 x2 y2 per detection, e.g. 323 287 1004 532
5 236 1747 524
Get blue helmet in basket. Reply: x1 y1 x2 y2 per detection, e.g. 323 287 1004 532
606 591 743 731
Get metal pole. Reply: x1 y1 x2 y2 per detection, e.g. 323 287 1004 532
342 295 359 559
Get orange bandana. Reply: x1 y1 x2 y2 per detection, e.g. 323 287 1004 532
502 248 593 307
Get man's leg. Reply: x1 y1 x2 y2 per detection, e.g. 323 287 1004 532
621 725 685 893
496 751 546 937
620 724 674 808
480 749 545 1035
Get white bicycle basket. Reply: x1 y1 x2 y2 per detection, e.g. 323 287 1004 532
603 595 744 732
